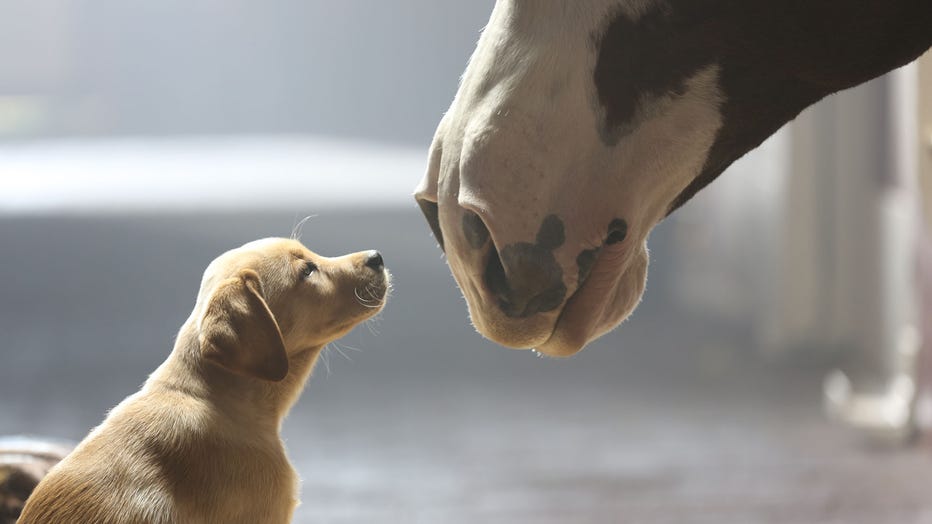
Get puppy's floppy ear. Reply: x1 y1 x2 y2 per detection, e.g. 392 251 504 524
198 269 288 381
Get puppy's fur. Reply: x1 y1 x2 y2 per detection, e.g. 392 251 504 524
18 238 389 524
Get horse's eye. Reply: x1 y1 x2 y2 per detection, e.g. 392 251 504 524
302 261 318 277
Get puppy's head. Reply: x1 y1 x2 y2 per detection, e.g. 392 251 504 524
194 238 390 381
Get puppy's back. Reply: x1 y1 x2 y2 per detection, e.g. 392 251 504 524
18 388 296 524
18 395 178 524
18 457 175 524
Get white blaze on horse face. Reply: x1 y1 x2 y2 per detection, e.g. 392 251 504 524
415 0 724 356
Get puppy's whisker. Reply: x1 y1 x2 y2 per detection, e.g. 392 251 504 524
330 342 353 363
290 214 318 241
353 287 371 304
320 344 333 377
336 343 363 353
353 287 384 308
367 311 384 326
363 317 381 336
365 283 391 304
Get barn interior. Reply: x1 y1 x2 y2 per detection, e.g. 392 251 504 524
2 2 931 522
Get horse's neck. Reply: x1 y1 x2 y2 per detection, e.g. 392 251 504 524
664 0 932 211
713 1 930 87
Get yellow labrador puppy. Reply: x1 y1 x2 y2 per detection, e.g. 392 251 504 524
19 238 389 524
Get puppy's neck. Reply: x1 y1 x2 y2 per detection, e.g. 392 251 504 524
146 319 322 433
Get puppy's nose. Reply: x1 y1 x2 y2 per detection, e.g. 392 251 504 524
365 250 384 270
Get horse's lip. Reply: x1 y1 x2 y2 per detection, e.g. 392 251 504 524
464 260 562 349
536 246 623 357
535 285 592 357
464 239 616 352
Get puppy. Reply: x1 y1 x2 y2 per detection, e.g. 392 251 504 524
18 238 389 524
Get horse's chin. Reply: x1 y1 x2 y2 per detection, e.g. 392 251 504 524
468 244 650 357
466 303 557 350
537 245 648 357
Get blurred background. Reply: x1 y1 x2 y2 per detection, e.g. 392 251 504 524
1 2 932 522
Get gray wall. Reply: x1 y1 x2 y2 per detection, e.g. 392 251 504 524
0 1 493 143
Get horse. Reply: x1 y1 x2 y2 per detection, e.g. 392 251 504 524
414 0 932 358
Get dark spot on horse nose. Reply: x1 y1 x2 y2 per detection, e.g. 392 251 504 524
536 214 565 250
606 218 628 244
485 245 567 318
365 250 384 270
416 198 444 252
462 211 490 249
484 214 567 318
576 247 601 285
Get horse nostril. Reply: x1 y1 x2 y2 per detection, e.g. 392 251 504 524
606 218 628 245
485 245 509 298
416 199 444 252
462 210 490 249
365 250 384 270
484 242 567 319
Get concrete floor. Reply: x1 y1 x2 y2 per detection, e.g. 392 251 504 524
2 211 931 523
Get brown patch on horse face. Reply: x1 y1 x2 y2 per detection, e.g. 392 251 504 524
670 1 932 213
593 3 713 146
593 1 932 214
484 214 567 318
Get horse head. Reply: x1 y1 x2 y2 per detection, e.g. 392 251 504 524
415 0 932 356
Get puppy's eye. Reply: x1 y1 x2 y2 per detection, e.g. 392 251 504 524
301 261 318 277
